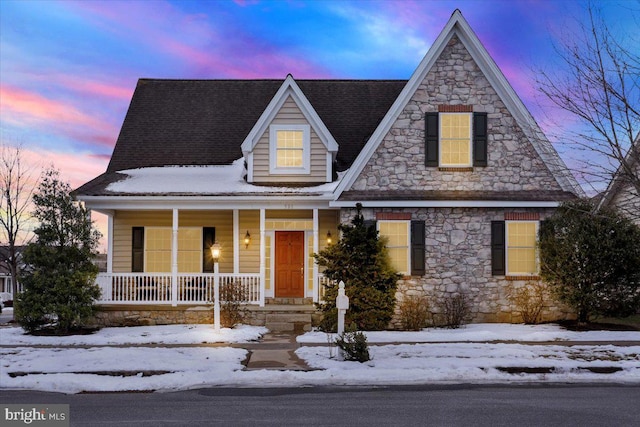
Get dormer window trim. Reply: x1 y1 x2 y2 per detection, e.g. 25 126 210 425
269 124 311 175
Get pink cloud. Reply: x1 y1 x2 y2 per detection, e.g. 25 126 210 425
66 0 332 79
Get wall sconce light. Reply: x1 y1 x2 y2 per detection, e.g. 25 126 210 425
244 230 251 249
326 230 333 245
210 242 221 261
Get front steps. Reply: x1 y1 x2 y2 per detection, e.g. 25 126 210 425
246 299 319 333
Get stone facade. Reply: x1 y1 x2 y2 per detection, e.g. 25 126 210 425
352 35 563 193
340 207 574 327
92 305 213 327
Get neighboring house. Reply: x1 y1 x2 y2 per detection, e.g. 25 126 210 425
75 10 583 328
597 133 640 225
0 246 25 303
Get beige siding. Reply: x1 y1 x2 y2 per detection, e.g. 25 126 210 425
266 209 313 220
239 210 260 273
252 96 329 183
112 210 235 274
318 209 340 252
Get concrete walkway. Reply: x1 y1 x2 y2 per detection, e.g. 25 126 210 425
238 332 315 371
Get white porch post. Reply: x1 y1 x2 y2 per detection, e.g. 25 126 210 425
233 209 240 273
106 212 114 274
259 208 265 307
171 208 179 306
313 209 319 303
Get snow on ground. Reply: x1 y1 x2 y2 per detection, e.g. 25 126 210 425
0 324 267 346
1 324 639 394
297 323 640 344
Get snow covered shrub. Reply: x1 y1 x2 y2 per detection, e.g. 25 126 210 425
336 324 370 362
437 293 471 328
398 295 430 331
510 281 548 324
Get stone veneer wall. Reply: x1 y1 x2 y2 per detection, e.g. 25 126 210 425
341 207 574 327
92 305 213 327
351 35 563 193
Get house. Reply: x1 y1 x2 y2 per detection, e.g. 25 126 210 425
75 10 583 329
597 133 640 225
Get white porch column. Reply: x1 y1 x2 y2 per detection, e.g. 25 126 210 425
171 208 179 306
313 209 319 303
106 212 114 274
259 208 265 307
233 209 240 274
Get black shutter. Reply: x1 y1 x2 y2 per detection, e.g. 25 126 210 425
202 227 216 273
363 220 377 231
132 227 144 272
473 112 488 167
425 112 439 167
410 220 426 276
491 221 505 275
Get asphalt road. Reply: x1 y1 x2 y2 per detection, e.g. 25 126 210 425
2 384 639 426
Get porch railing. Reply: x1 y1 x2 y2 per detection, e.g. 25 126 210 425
95 273 261 305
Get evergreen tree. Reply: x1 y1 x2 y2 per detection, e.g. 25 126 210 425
314 204 400 331
539 198 640 323
15 168 101 334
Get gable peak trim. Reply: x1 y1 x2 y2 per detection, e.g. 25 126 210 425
240 75 339 155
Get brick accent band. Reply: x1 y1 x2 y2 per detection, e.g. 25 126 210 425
438 167 474 172
506 275 541 281
438 105 473 112
504 212 540 221
376 212 412 220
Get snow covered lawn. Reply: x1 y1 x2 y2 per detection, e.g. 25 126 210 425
1 323 639 393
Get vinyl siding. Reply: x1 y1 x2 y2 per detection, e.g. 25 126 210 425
252 96 329 183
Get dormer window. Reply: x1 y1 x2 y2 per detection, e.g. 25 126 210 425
270 124 311 174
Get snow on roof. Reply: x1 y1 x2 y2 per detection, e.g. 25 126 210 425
106 159 341 195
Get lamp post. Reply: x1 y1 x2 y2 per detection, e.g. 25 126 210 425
211 242 221 332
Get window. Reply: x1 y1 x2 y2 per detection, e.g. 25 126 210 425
506 221 538 275
144 227 202 273
425 111 487 167
378 221 410 274
440 113 472 167
269 124 310 174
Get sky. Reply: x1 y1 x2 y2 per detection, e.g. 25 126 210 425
0 0 638 224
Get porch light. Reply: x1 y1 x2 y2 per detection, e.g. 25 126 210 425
211 242 221 261
326 230 333 245
244 230 251 249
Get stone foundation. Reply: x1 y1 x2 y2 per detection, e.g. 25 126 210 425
92 305 214 327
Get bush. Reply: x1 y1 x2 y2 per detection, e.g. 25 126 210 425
15 169 101 334
437 293 471 328
314 204 400 331
510 281 548 324
336 324 370 362
219 282 248 328
398 295 430 331
539 199 640 323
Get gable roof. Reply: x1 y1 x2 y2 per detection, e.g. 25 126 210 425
241 75 339 155
334 9 584 198
106 79 405 173
597 132 640 209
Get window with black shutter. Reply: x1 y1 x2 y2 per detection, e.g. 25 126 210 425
202 227 216 273
473 112 488 167
491 221 505 275
410 220 426 276
131 227 144 272
424 112 439 167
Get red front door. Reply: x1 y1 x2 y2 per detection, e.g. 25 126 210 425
275 231 305 298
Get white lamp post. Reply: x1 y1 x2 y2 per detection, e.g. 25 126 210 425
211 242 221 332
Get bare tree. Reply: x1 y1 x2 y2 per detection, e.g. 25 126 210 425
0 143 39 303
534 3 639 197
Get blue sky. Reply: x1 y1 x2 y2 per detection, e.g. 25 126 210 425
0 0 637 190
